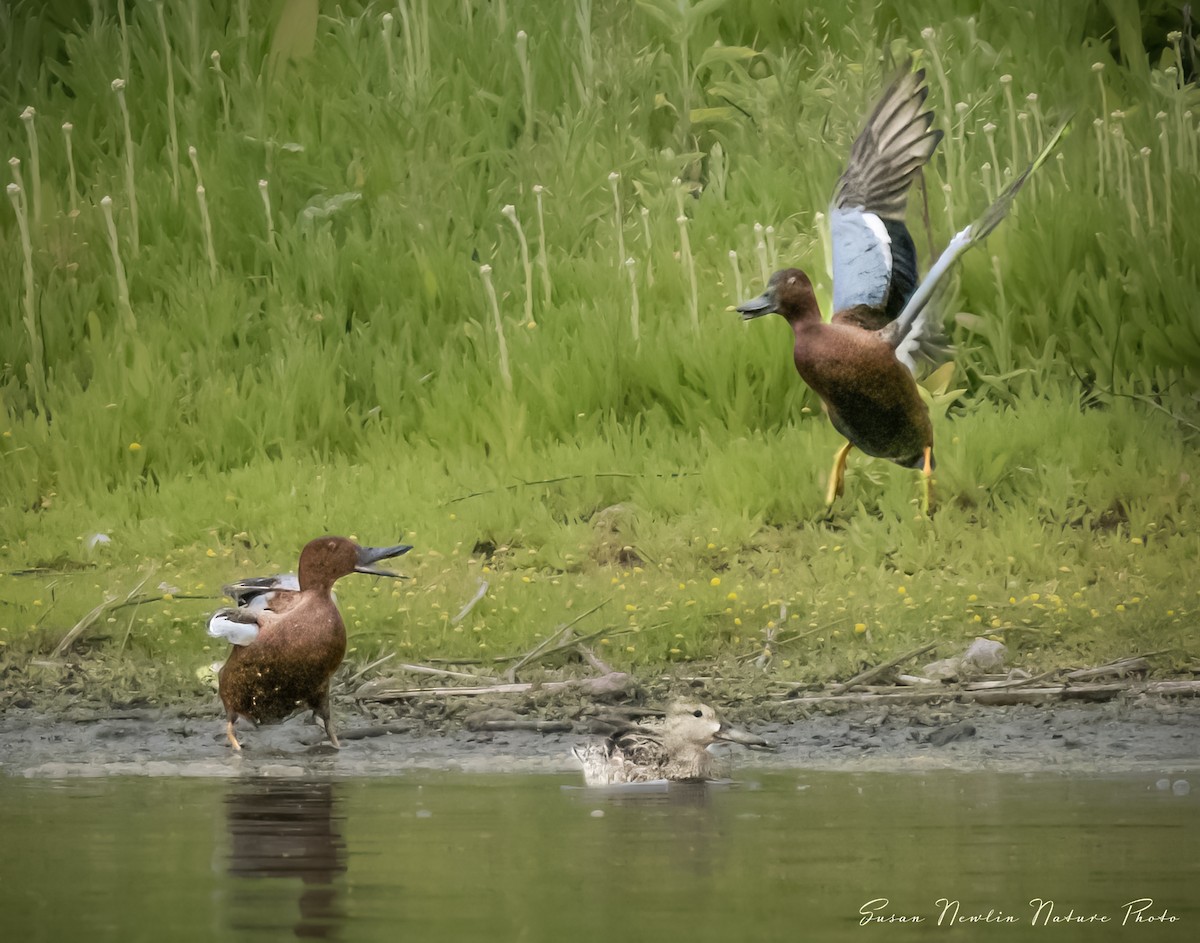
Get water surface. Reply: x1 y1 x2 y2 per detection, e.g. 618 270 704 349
1 770 1195 941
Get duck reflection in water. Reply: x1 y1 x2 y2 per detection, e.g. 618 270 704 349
224 779 346 940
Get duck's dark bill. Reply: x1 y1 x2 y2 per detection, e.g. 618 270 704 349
714 724 772 748
355 543 413 577
735 293 775 319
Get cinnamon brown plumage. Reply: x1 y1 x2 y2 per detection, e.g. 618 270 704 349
737 60 1066 513
208 536 411 751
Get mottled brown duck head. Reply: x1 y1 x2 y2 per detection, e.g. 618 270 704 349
662 701 770 749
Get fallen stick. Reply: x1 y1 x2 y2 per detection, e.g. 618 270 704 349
51 573 152 659
505 596 611 682
451 579 489 624
827 642 939 695
1064 657 1151 681
356 670 632 702
469 719 575 733
775 679 1200 707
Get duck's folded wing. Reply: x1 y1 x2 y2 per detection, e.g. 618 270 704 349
883 117 1071 369
223 573 302 613
831 64 942 326
206 607 261 646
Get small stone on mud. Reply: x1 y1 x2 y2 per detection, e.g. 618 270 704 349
590 809 604 818
1172 779 1190 796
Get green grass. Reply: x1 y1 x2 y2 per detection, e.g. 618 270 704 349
0 0 1197 705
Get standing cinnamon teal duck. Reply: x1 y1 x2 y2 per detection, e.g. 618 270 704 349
737 62 1065 513
572 702 770 785
206 536 411 751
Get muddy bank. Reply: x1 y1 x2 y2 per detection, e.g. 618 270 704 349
2 697 1197 779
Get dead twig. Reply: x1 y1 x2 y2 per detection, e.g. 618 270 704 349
505 596 611 683
355 670 633 702
451 579 489 624
51 573 153 659
827 642 939 695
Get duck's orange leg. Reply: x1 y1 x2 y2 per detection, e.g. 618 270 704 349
825 441 853 511
226 719 243 752
921 446 935 516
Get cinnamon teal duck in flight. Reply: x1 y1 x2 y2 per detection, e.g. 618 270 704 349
572 701 770 785
737 62 1066 514
206 536 411 751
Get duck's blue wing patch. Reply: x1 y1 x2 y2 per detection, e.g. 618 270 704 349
830 206 893 313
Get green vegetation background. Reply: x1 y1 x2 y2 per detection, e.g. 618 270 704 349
0 0 1196 702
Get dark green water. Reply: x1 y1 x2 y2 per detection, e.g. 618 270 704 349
1 770 1195 941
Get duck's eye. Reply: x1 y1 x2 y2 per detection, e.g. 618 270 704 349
692 709 703 718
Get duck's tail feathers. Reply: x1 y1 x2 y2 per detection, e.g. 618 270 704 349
884 114 1072 366
834 61 944 220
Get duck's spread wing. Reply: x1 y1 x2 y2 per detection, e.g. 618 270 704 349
831 64 942 326
883 116 1071 370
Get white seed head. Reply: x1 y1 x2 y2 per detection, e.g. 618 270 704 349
1165 66 1178 78
517 29 527 41
20 106 35 121
101 195 113 207
1018 112 1028 123
921 27 935 40
111 78 126 91
479 264 492 275
1140 146 1151 157
639 206 648 217
608 171 620 182
981 161 991 171
1110 110 1124 120
188 145 198 158
983 122 996 133
753 221 763 234
1091 62 1104 72
1168 30 1183 42
196 184 206 195
501 204 518 221
258 179 269 190
728 249 737 260
382 12 393 26
1092 118 1104 129
62 121 73 132
1156 111 1168 121
675 215 687 224
6 182 20 196
942 182 952 193
1026 93 1038 103
625 257 635 268
8 156 20 169
955 101 968 114
765 225 775 235
999 74 1012 85
532 184 544 194
211 50 221 64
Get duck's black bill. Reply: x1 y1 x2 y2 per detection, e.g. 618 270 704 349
354 543 413 577
735 293 775 319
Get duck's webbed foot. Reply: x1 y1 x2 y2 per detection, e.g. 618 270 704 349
920 446 935 516
824 441 853 514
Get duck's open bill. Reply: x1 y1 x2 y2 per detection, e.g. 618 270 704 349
714 723 771 748
354 543 413 577
736 291 775 319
